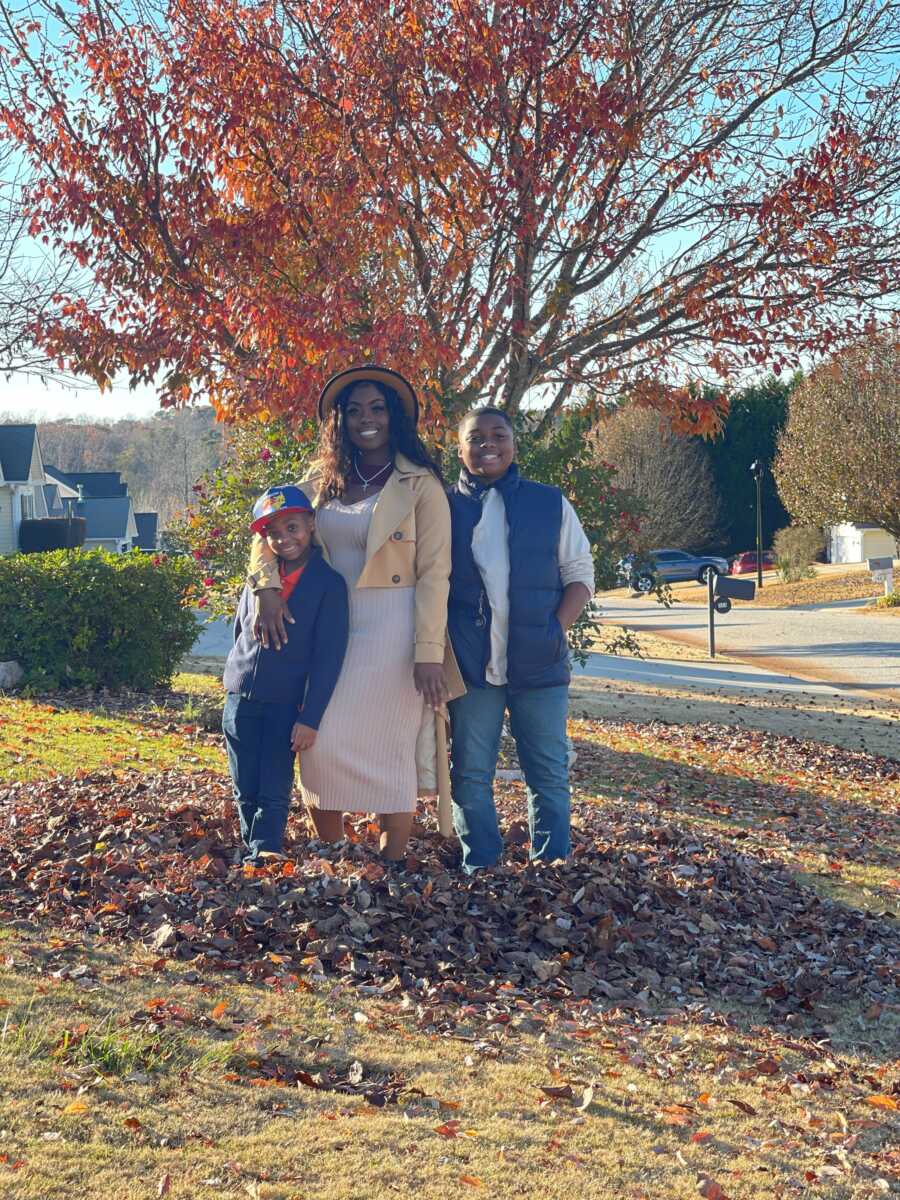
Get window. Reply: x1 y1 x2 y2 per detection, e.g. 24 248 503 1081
19 491 34 520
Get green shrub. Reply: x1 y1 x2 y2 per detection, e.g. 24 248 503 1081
0 550 199 690
876 590 900 608
772 524 824 583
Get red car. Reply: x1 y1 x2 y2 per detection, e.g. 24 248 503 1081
731 550 777 574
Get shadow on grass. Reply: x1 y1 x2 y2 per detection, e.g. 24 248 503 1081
567 732 899 877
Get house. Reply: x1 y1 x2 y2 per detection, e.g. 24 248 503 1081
0 424 51 555
134 512 159 552
1 436 159 556
46 465 149 554
827 522 898 565
42 476 81 518
74 497 139 553
44 466 129 499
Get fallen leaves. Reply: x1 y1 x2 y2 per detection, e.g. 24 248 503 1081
697 1178 729 1200
0 759 896 1026
61 1099 90 1116
866 1094 899 1111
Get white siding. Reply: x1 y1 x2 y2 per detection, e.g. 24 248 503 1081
0 488 15 555
828 522 897 564
861 529 898 562
828 523 862 563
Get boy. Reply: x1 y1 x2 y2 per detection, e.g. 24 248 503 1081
222 486 349 864
447 408 594 872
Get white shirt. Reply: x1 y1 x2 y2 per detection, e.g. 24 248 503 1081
470 487 595 686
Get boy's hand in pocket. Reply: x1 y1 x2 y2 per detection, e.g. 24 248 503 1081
291 723 317 752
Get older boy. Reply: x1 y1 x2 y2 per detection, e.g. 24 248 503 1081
447 408 593 872
222 486 348 864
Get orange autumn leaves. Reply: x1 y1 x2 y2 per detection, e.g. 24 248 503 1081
3 1 899 430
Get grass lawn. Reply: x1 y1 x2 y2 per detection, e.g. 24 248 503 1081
0 679 898 1199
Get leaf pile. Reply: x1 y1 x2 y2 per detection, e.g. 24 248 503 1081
1 766 897 1020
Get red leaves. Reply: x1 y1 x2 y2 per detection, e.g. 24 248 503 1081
434 1120 462 1138
697 1179 729 1200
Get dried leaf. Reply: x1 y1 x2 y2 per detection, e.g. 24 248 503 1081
866 1094 898 1111
698 1178 728 1200
726 1098 757 1116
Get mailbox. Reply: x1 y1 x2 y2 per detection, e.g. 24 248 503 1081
715 575 756 601
868 556 893 572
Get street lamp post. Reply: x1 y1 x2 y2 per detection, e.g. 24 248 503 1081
749 460 764 589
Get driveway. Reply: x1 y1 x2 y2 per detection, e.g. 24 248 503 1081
597 596 900 702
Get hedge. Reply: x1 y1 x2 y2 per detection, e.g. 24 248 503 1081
0 549 199 690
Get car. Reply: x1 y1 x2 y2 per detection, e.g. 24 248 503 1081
730 550 777 575
617 548 731 593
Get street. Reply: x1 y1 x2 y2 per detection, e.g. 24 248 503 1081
597 595 900 702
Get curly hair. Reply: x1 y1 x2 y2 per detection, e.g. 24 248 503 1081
312 381 442 502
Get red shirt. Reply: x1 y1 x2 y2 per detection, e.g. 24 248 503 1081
279 560 306 602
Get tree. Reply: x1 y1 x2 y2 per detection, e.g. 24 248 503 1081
168 416 318 616
598 406 720 549
774 331 900 544
2 0 899 430
706 376 792 554
0 141 88 380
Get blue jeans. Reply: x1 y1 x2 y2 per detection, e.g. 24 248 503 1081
222 693 297 861
448 683 570 872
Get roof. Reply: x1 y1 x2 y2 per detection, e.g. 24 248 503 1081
134 511 159 551
46 466 128 498
0 424 40 482
76 497 137 541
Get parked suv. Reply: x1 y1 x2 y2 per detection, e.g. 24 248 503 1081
730 550 777 575
618 549 730 593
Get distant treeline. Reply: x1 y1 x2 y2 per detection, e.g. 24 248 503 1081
26 408 225 527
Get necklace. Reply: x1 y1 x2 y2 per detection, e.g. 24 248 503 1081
353 456 392 493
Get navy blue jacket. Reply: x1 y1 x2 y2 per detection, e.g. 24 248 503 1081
222 548 349 728
448 465 569 692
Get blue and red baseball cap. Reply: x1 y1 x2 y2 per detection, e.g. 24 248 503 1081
250 485 314 535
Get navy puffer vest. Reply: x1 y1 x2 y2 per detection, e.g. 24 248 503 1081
448 465 569 691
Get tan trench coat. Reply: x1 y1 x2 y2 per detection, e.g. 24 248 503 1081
247 454 463 835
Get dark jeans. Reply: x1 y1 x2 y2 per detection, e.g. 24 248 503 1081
448 682 570 872
222 693 297 861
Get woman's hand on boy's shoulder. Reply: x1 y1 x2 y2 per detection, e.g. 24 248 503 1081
254 589 294 650
291 722 317 752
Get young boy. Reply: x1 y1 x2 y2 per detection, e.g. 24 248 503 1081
447 408 594 872
222 486 349 864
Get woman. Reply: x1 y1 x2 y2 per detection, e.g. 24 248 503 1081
249 365 458 860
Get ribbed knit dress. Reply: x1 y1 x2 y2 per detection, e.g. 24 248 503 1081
297 493 425 814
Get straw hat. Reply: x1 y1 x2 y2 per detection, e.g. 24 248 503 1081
317 365 419 425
